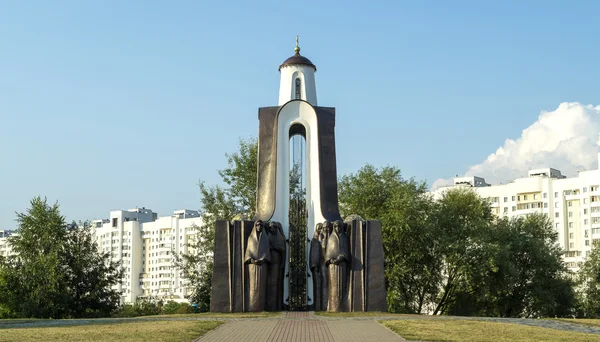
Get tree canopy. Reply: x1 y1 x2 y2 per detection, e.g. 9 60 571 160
0 197 121 318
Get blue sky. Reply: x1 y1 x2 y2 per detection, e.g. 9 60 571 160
1 1 600 228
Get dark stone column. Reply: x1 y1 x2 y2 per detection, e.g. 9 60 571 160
210 220 254 312
365 220 387 311
345 219 387 312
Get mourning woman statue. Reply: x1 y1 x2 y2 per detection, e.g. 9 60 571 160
309 223 324 310
266 221 285 311
244 220 271 312
320 220 333 311
325 220 349 312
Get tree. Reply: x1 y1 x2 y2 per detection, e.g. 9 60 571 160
338 164 441 313
430 187 495 315
0 197 121 318
446 213 575 318
63 221 122 317
577 243 600 317
488 214 574 318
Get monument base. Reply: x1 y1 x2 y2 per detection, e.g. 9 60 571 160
210 219 386 312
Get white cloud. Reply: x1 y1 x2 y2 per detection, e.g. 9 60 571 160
432 102 600 190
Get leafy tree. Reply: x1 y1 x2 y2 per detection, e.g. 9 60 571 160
218 137 258 217
338 164 441 313
577 243 600 317
430 187 494 315
63 220 122 317
446 213 575 318
0 197 121 318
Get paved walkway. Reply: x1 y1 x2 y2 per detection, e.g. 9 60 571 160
196 312 404 341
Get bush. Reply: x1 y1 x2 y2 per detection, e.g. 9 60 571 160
113 304 137 318
176 303 191 314
161 301 182 315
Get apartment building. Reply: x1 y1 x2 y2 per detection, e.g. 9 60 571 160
93 207 201 303
0 230 14 258
432 156 600 272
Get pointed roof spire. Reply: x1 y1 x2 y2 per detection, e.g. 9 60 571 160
294 35 300 55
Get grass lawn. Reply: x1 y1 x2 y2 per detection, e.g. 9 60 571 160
0 320 223 342
383 319 600 342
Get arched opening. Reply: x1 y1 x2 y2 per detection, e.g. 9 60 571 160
295 77 302 100
288 123 307 310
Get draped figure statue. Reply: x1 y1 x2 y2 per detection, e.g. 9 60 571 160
266 221 286 311
321 220 333 311
244 220 271 312
325 220 349 312
309 223 324 310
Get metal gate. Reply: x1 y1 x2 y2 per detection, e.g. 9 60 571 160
288 197 307 311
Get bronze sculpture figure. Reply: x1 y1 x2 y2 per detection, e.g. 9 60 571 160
325 220 349 312
244 220 271 312
310 223 324 310
266 221 286 310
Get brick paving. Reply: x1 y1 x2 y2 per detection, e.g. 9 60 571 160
196 312 405 341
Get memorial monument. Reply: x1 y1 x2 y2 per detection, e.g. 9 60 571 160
211 38 387 312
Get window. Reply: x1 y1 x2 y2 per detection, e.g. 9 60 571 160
584 187 588 193
512 206 516 212
503 207 508 214
534 194 538 200
503 197 508 202
585 230 589 237
544 202 548 208
570 243 574 248
295 77 301 99
555 202 559 208
555 192 559 197
112 218 118 227
585 219 589 225
570 233 574 239
585 209 589 214
524 195 528 200
512 196 516 201
556 223 560 228
555 212 559 218
569 222 574 228
543 192 547 199
569 211 573 218
568 202 573 207
586 240 590 246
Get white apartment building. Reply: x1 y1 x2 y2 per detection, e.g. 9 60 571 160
93 207 201 303
0 230 15 258
433 155 600 272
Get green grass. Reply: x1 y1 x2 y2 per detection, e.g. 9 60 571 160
383 319 600 342
0 320 222 342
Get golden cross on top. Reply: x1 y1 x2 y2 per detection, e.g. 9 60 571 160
294 35 300 54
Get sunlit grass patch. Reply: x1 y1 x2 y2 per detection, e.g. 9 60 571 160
383 319 599 342
0 320 222 342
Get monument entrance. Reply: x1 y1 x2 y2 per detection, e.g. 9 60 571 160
210 38 387 313
288 133 308 311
